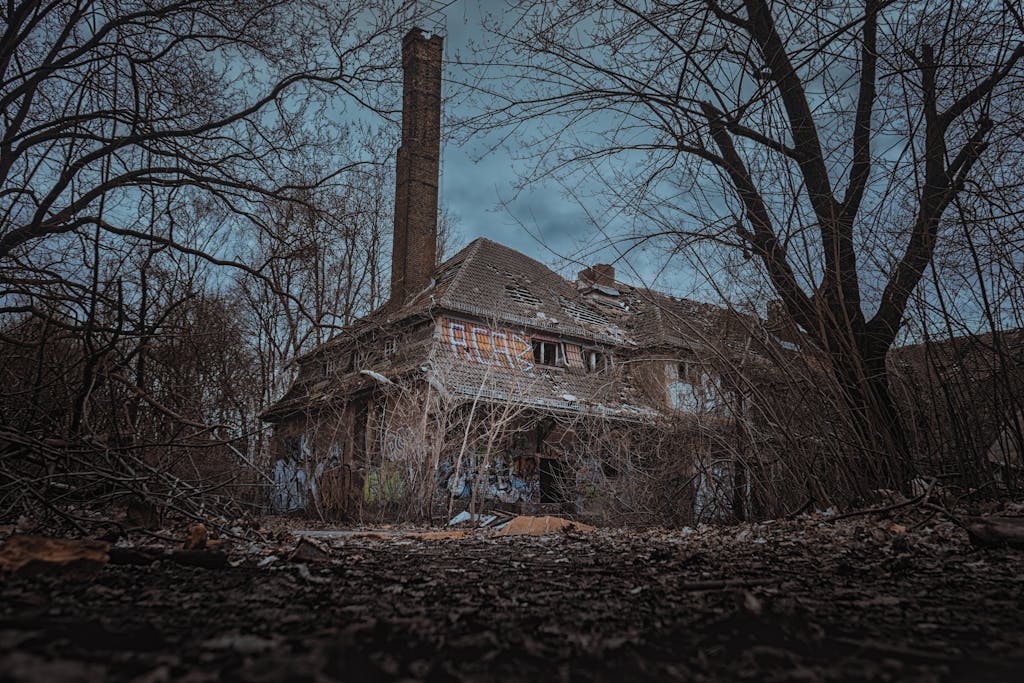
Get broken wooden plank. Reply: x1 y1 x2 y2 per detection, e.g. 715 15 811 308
496 516 596 536
0 535 109 581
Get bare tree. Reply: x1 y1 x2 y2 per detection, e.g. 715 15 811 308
0 0 418 261
464 0 1024 481
0 0 427 527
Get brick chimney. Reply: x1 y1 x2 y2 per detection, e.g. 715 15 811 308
389 28 443 309
578 264 616 288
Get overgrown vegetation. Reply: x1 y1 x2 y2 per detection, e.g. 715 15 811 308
2 1 1023 530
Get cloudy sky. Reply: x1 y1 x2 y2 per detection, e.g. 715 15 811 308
411 0 698 295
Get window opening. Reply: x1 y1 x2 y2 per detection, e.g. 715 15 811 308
582 349 609 372
532 339 563 367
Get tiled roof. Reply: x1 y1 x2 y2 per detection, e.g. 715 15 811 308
427 337 657 420
264 237 777 420
425 238 626 343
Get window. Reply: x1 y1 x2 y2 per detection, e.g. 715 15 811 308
581 348 609 373
668 361 728 415
383 338 397 357
532 339 564 367
284 436 302 462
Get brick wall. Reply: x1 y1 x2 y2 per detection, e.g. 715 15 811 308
390 28 442 308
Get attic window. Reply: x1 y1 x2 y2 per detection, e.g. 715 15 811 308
506 285 542 308
532 339 564 367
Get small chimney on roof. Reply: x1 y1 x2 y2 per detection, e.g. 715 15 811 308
389 28 443 308
578 263 616 288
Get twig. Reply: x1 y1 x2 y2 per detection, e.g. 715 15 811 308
827 479 936 523
826 493 927 523
678 577 778 591
785 497 815 519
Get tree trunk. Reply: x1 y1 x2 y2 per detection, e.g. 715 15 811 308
828 336 912 493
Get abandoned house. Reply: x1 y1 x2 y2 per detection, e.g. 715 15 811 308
261 28 799 520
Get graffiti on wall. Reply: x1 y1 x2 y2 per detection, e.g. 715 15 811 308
363 462 408 504
443 318 534 372
273 436 322 512
439 449 540 504
668 362 728 415
364 424 419 504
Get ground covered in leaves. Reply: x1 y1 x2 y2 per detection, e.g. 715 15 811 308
2 513 1023 682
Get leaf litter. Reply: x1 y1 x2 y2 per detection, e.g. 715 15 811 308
1 510 1022 681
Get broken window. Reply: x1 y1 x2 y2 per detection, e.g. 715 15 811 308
350 348 377 371
581 348 609 373
532 339 564 367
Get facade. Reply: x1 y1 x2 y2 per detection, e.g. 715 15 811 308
261 28 794 518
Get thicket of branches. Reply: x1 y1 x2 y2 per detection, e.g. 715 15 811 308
3 0 1023 529
460 0 1024 493
0 0 431 528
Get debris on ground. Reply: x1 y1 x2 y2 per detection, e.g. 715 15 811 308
496 515 596 536
0 535 109 581
448 510 515 529
417 530 469 540
1 510 1023 681
107 546 229 570
288 536 331 563
184 523 207 550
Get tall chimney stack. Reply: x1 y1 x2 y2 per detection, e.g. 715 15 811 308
389 28 443 308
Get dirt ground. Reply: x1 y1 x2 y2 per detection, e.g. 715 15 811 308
2 514 1023 682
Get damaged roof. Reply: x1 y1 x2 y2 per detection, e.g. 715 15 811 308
263 237 776 421
416 238 626 344
426 343 658 420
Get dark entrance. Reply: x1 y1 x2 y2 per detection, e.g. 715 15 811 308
539 457 568 504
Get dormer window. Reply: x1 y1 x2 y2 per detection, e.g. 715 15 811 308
532 339 564 367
